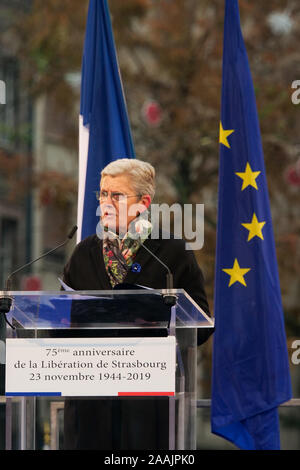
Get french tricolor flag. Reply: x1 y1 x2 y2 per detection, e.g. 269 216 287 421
78 0 135 242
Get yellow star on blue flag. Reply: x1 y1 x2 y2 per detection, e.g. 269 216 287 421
222 258 251 287
219 121 235 148
236 162 261 190
241 213 266 241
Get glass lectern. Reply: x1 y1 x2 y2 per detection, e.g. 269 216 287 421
4 289 214 450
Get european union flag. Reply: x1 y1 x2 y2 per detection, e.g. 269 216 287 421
211 0 292 450
78 0 135 241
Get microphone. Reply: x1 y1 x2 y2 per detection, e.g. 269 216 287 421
0 225 78 327
139 242 177 306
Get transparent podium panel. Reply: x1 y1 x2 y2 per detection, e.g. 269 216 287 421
4 289 214 450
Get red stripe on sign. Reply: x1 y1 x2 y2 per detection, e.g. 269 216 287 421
118 392 175 396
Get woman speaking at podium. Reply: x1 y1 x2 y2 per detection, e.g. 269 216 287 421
62 158 212 450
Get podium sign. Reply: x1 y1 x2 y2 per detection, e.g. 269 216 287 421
6 337 176 397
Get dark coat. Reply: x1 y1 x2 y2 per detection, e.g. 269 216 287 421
62 233 213 450
63 234 210 315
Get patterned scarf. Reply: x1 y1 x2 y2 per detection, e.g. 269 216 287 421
102 212 152 287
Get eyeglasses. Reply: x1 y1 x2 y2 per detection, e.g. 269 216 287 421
96 190 141 203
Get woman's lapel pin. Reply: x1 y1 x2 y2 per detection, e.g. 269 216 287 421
131 262 142 273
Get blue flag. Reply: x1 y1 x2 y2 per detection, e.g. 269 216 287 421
78 0 135 241
211 0 292 450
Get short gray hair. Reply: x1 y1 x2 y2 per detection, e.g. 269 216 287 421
101 158 155 199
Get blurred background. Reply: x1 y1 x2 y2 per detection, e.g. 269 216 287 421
0 0 299 450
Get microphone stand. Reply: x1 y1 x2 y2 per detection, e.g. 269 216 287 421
104 225 177 305
0 225 77 329
140 242 177 306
